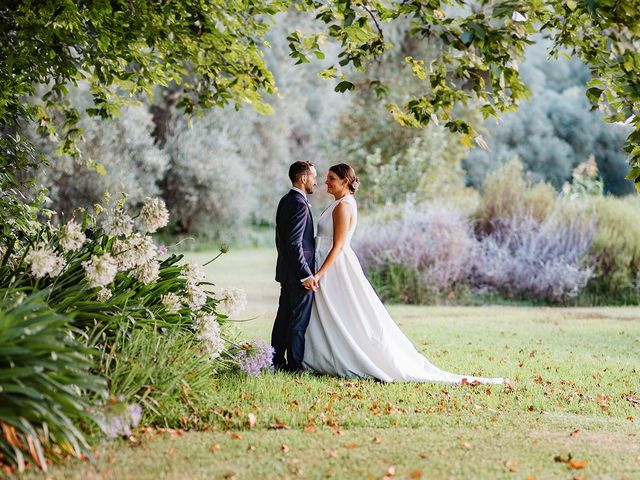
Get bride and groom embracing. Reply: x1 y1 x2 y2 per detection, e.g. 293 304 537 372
271 160 507 384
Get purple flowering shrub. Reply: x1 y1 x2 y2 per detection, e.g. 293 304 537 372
96 401 143 439
355 202 476 303
355 199 598 304
472 212 595 302
233 339 275 375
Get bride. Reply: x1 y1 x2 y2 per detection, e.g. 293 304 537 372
303 164 507 384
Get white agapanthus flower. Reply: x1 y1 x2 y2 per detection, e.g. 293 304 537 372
511 11 527 22
102 208 134 237
185 281 207 311
96 287 112 301
132 259 160 285
140 197 170 233
197 315 225 360
112 233 157 271
218 287 248 317
25 245 65 278
161 292 183 314
181 263 206 284
83 253 118 288
59 220 86 252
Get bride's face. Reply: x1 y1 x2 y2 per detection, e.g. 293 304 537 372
325 171 348 195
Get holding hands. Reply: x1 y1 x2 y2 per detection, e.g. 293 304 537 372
303 275 319 292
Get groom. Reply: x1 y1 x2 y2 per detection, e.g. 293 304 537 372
271 161 318 373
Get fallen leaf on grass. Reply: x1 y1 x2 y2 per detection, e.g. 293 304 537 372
269 421 291 430
503 459 518 472
626 395 640 406
247 445 256 452
344 443 358 449
568 459 588 470
554 453 588 470
372 436 382 444
210 444 221 453
303 422 317 433
222 471 236 479
281 444 290 454
569 429 581 437
461 378 481 387
409 470 422 478
247 413 257 429
503 383 516 393
383 465 396 478
418 452 428 459
230 432 243 440
461 442 472 450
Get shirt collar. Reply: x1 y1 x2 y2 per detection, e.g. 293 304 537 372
291 187 307 200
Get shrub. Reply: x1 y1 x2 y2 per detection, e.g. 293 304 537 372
0 292 106 473
475 158 556 234
355 202 476 303
99 325 222 428
585 195 640 300
0 195 242 471
472 211 595 303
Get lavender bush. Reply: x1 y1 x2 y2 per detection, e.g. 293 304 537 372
472 212 595 302
355 202 476 303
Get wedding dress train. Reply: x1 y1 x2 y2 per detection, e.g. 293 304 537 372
303 195 506 384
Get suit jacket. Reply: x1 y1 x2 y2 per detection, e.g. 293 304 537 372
275 190 315 285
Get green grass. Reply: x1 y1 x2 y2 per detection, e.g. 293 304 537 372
25 248 640 479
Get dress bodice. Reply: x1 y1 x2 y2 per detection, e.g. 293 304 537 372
316 195 358 260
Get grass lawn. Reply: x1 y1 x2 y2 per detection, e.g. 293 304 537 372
29 248 640 479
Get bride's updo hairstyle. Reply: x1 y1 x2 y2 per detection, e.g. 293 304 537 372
329 163 360 194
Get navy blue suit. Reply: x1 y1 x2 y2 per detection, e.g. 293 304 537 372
272 189 315 371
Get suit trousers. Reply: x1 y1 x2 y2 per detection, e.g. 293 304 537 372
271 283 313 371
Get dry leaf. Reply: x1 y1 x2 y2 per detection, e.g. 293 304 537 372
384 465 396 478
210 443 221 453
372 436 382 444
269 421 291 430
418 452 428 459
230 432 243 440
409 470 423 478
344 443 358 449
503 459 518 472
247 413 257 429
303 422 317 433
222 472 236 479
569 429 581 437
247 445 256 452
462 442 472 450
568 459 588 470
281 444 290 454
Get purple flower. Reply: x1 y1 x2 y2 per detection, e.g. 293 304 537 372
234 339 274 375
97 402 143 439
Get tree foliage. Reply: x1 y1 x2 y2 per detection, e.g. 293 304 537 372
1 0 639 186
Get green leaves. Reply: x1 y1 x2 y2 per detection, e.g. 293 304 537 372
0 292 107 472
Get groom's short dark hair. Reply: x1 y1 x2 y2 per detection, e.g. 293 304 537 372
289 160 314 184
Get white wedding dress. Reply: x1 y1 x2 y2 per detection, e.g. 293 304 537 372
303 195 506 384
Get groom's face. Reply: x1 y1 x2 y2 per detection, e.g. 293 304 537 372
302 166 318 194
